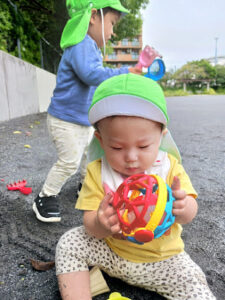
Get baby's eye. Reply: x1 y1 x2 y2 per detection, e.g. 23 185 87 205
139 145 150 149
111 146 122 150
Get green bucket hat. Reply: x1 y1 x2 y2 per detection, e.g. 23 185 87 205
89 73 168 126
60 0 129 50
88 73 181 163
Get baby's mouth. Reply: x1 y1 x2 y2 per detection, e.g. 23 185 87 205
126 165 139 169
125 166 139 172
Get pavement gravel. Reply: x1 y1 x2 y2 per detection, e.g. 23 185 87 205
0 95 224 300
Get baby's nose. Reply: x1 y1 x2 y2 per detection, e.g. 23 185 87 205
125 150 138 162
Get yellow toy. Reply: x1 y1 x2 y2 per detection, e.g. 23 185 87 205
108 292 131 300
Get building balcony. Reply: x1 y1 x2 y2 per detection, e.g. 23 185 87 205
112 44 142 50
105 53 139 62
104 33 142 67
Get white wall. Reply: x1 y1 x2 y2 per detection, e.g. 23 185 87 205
36 66 56 113
0 50 56 122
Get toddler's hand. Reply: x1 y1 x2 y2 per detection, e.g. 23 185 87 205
129 67 143 75
97 193 121 235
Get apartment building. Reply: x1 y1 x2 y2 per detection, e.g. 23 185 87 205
207 56 225 67
104 34 143 68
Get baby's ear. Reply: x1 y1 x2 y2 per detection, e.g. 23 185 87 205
162 127 168 136
94 130 102 142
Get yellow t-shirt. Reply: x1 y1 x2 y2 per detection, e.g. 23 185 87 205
76 154 197 263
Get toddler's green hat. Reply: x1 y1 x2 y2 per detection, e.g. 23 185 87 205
89 73 169 126
60 0 129 50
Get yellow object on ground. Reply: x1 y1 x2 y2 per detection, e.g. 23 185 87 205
13 131 22 134
108 292 131 300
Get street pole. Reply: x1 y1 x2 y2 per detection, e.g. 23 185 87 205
214 37 218 66
15 4 21 59
40 39 44 69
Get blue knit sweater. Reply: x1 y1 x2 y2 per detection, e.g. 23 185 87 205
48 35 129 126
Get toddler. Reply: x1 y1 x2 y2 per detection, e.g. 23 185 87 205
33 0 141 222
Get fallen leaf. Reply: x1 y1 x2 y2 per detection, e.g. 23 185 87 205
29 125 34 128
34 121 40 125
13 131 22 134
30 259 55 271
24 144 31 148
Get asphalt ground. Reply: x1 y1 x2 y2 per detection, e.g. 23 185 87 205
0 95 225 300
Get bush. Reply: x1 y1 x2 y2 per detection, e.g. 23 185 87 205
164 89 191 97
201 88 216 95
216 88 225 95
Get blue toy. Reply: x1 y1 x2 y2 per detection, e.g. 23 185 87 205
136 45 166 81
144 58 166 81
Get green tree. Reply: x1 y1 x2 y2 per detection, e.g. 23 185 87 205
113 0 150 40
173 60 214 91
174 62 208 81
174 60 216 81
13 0 55 32
13 0 57 69
0 1 13 51
215 65 225 88
1 0 149 72
194 59 216 79
1 0 62 71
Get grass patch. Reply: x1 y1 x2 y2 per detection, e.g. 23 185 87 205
163 87 225 97
164 89 191 97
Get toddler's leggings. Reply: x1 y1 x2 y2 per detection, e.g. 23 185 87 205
55 226 216 300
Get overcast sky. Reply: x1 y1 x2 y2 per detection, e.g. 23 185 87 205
142 0 225 71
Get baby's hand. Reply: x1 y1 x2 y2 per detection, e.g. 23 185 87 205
97 193 121 235
171 176 189 224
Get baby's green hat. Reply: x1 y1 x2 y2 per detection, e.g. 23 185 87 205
60 0 129 50
88 74 181 163
89 73 169 126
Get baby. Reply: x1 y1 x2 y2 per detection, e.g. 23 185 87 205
56 74 215 300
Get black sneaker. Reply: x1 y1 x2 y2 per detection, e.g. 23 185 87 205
75 182 82 199
32 195 61 222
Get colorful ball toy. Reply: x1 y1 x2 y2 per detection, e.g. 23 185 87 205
113 174 175 244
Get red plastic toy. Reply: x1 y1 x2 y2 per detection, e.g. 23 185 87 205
7 180 32 195
113 174 175 244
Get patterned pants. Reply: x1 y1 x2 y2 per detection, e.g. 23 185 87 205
40 114 94 197
55 226 216 300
